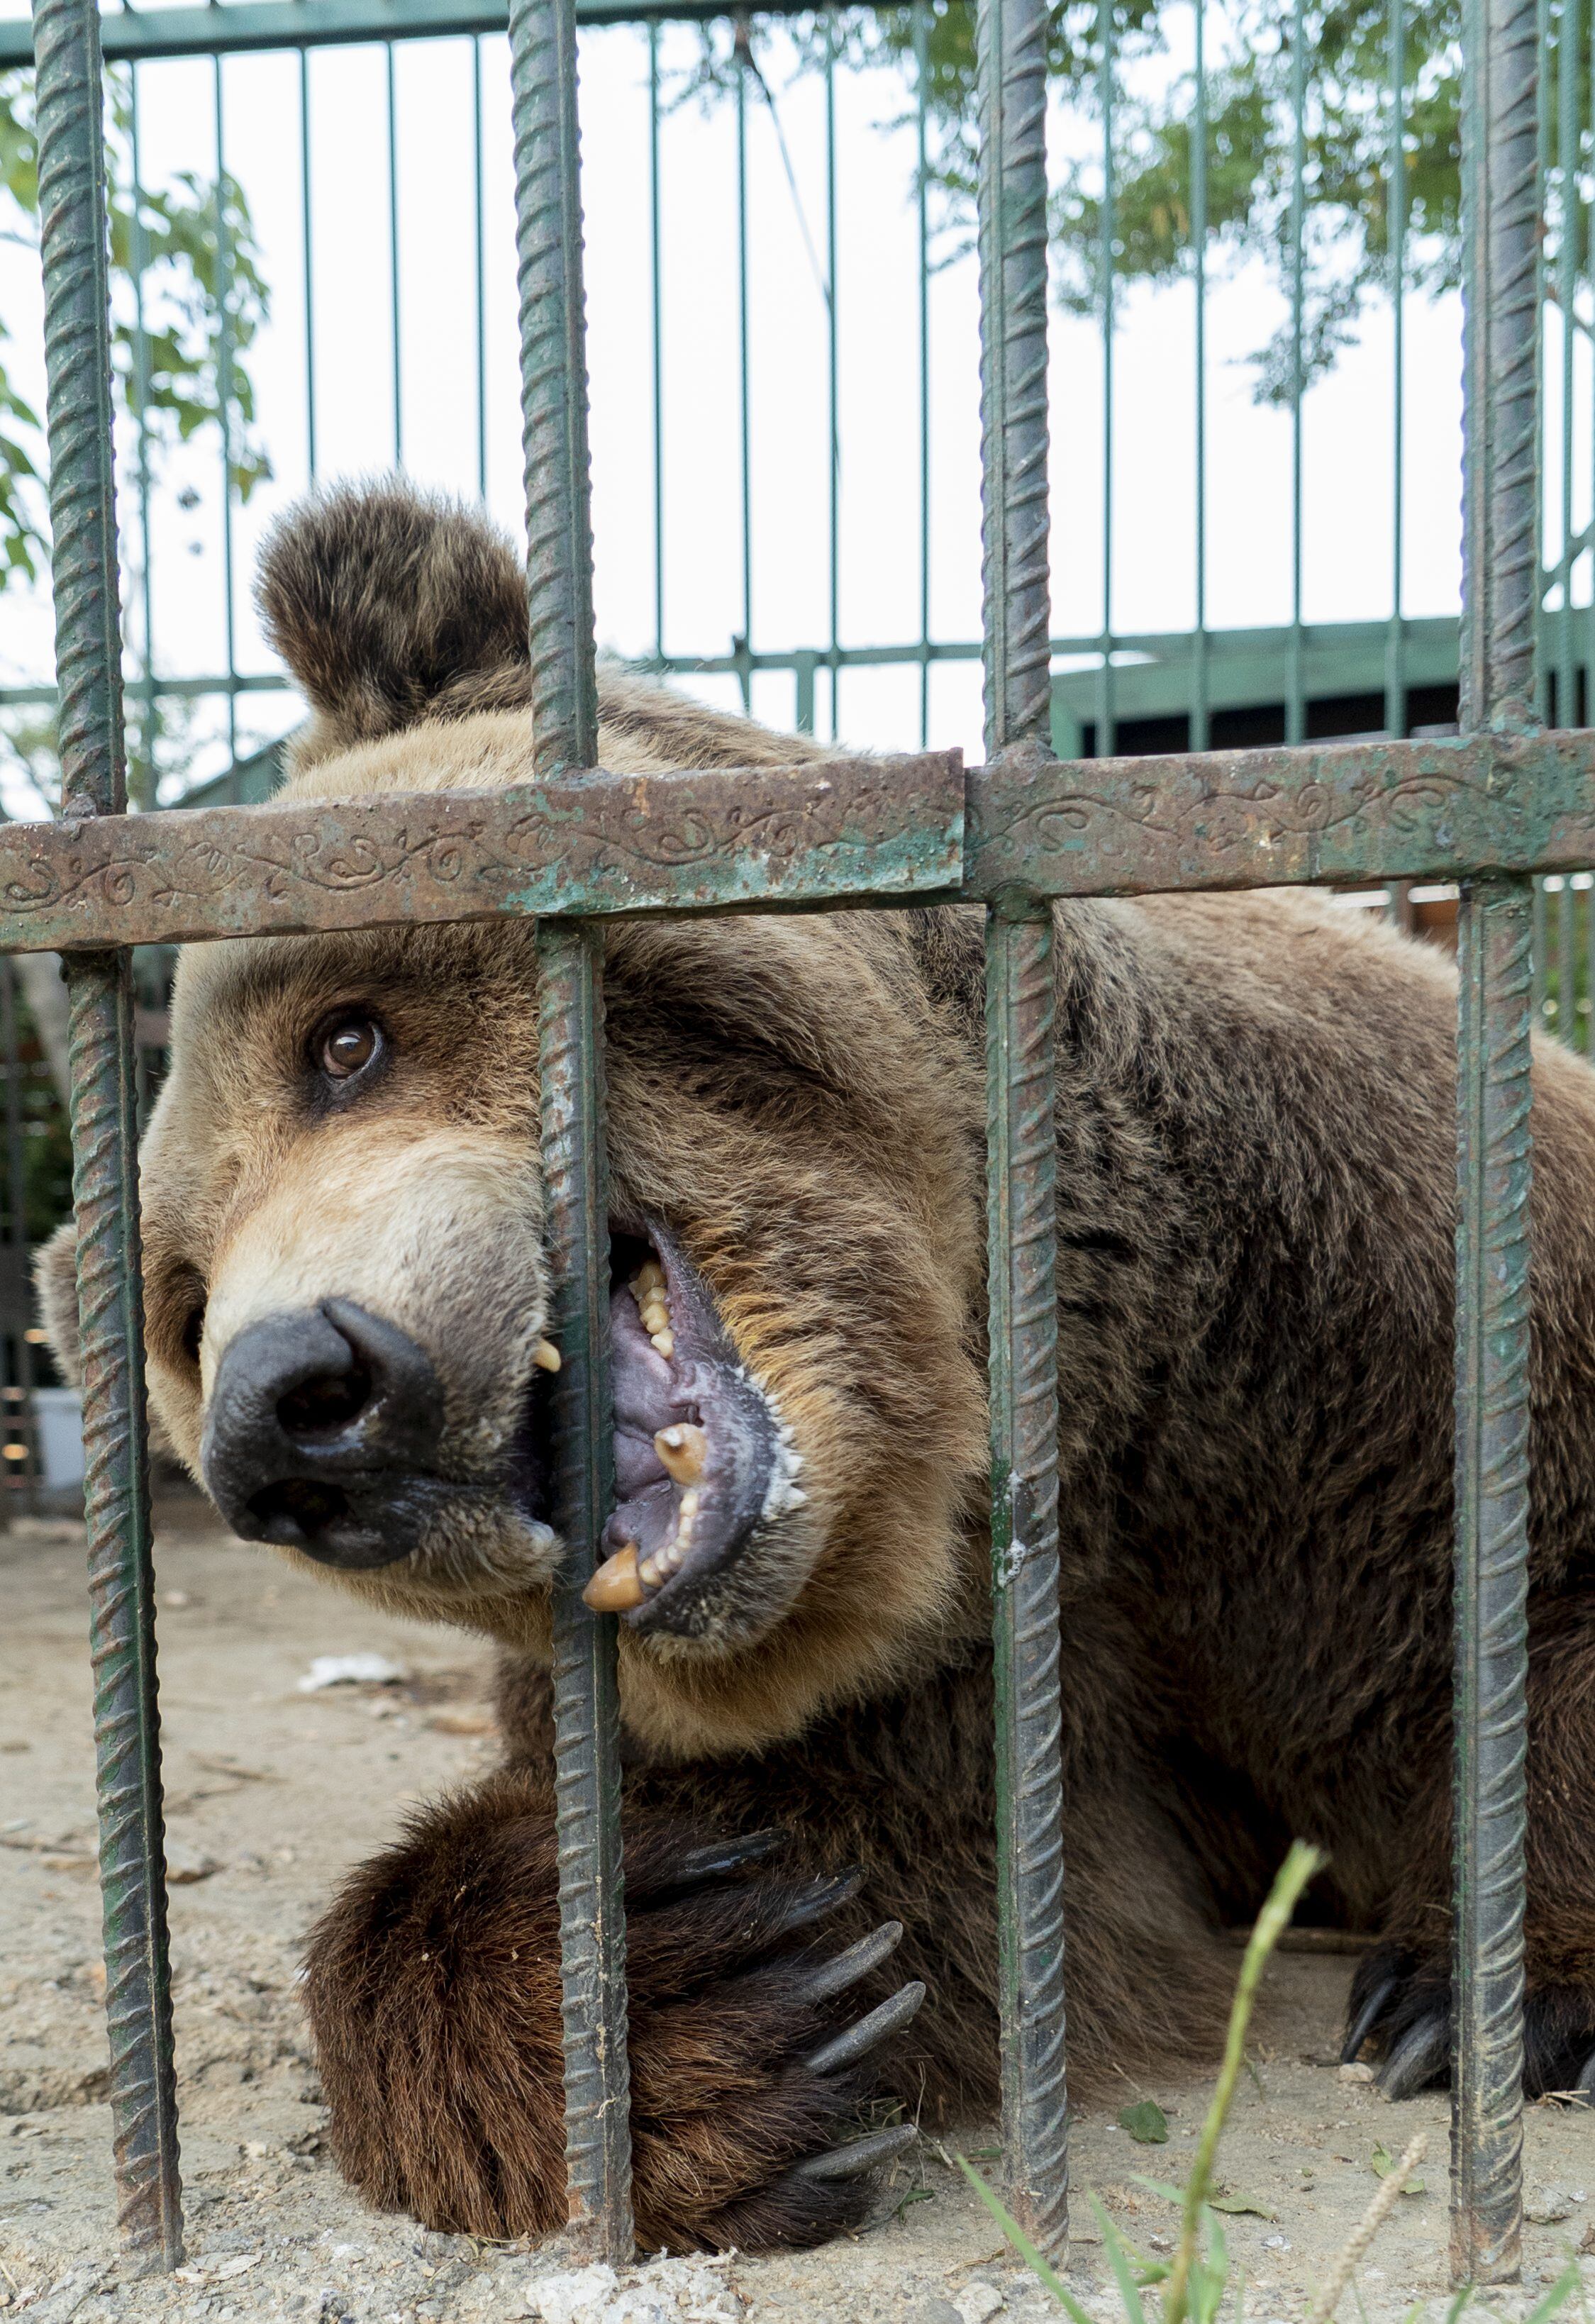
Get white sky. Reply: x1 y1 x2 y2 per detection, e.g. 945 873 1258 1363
0 6 1570 810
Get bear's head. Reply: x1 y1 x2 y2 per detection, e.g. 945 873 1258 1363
38 484 987 1748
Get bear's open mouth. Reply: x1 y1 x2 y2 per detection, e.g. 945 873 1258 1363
567 1221 801 1633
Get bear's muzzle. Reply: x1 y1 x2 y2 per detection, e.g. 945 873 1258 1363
201 1298 446 1568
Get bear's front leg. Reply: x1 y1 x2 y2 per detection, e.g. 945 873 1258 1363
303 1769 923 2251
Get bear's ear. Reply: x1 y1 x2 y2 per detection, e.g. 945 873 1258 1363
34 1221 80 1387
255 482 530 748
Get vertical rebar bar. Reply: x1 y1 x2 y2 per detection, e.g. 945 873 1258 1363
976 0 1067 2254
508 0 631 2258
1558 876 1576 1040
1454 0 1538 2270
32 0 182 2267
1452 878 1532 2290
536 919 632 2262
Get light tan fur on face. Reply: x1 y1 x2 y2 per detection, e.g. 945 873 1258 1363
61 618 987 1750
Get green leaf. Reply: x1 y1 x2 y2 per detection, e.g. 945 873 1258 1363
952 2153 1084 2318
1208 2193 1279 2219
1523 2262 1583 2324
1370 2143 1426 2194
1089 2195 1150 2324
1118 2100 1169 2145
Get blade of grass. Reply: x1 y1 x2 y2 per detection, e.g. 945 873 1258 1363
1163 1840 1325 2324
953 2152 1081 2315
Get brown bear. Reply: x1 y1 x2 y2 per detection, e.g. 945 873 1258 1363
38 482 1595 2254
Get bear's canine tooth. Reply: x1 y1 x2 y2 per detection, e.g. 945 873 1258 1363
583 1544 646 1613
654 1423 708 1485
650 1327 675 1360
533 1338 562 1373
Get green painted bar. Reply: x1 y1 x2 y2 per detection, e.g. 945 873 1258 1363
0 0 830 69
974 0 1069 2252
1384 0 1406 742
1190 0 1208 753
0 750 965 954
965 726 1595 899
508 0 632 2252
31 0 183 2267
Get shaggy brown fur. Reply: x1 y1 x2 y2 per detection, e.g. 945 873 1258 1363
40 481 1595 2251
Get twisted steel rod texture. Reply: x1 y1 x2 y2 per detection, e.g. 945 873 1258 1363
1452 0 1539 2272
976 0 1067 2250
984 908 1069 2250
1462 0 1541 726
33 0 183 2267
510 0 597 777
538 921 633 2259
976 0 1052 761
1451 880 1533 2289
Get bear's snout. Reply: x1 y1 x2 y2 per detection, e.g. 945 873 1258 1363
201 1299 445 1570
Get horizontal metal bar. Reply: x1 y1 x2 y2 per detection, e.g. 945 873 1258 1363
0 614 1469 717
966 727 1595 897
0 0 824 68
15 725 1595 954
0 750 964 952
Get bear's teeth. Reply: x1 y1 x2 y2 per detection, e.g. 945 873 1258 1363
649 1327 675 1360
638 1488 701 1590
533 1338 562 1373
654 1423 707 1485
638 1540 679 1587
633 1258 667 1299
582 1543 645 1613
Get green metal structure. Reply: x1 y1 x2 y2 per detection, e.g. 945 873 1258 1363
9 0 1594 2296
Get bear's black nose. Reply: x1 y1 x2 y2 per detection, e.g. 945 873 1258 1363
201 1299 443 1569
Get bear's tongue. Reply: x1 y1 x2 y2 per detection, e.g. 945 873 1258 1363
583 1226 796 1629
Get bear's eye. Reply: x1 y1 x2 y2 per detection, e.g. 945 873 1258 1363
182 1301 206 1366
316 1014 384 1084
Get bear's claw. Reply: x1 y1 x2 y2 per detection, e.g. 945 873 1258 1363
802 1980 927 2076
790 2124 920 2181
1377 2012 1450 2101
1344 1942 1595 2103
1340 1974 1398 2067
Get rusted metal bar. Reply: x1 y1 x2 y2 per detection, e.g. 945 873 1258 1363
538 920 633 2259
0 752 965 955
1451 878 1532 2289
32 0 182 2268
965 728 1595 899
510 0 632 2257
1450 0 1538 2266
975 0 1067 2253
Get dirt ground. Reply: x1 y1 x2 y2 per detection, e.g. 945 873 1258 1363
5 1505 1595 2324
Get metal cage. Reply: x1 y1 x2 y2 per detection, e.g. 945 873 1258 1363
9 0 1572 2284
